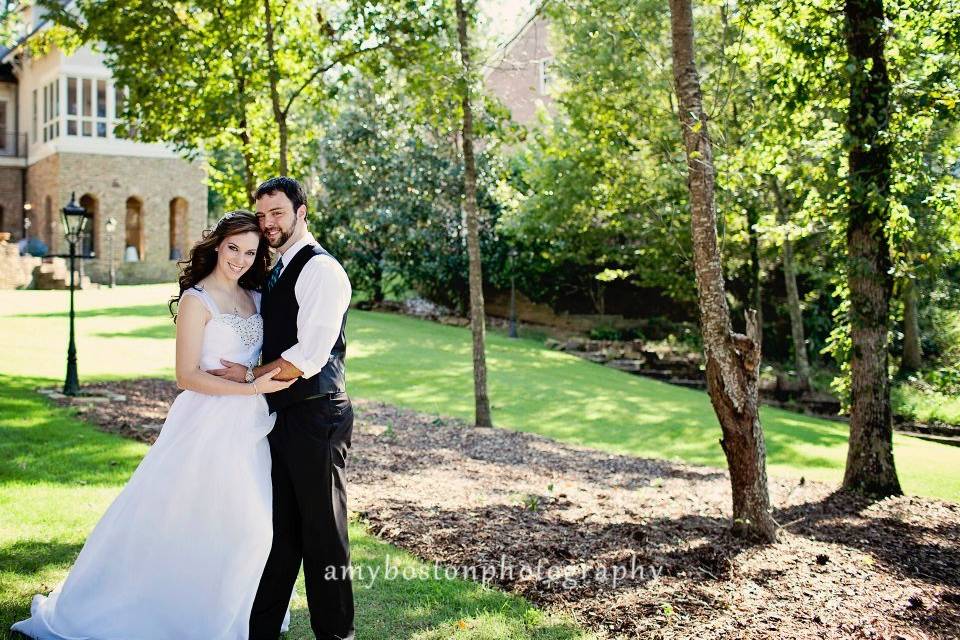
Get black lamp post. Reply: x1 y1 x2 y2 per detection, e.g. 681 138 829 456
508 247 518 339
62 193 91 396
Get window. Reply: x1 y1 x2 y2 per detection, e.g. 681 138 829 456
66 77 114 138
96 80 107 137
82 78 92 136
113 85 136 139
67 77 77 135
32 89 37 143
538 59 551 94
125 197 144 262
41 79 59 142
79 194 98 257
169 198 188 260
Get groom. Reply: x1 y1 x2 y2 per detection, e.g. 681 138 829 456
211 176 355 640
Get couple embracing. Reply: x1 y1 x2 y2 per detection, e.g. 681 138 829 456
12 177 356 640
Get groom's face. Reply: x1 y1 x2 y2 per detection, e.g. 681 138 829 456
256 191 304 250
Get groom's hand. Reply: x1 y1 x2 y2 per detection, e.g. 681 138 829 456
208 359 247 383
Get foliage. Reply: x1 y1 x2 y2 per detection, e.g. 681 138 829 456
313 82 510 313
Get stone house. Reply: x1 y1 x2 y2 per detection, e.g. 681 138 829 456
484 12 555 128
0 3 207 285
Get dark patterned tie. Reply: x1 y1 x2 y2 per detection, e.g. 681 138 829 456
266 257 283 293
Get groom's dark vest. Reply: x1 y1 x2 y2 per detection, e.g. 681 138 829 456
261 243 348 413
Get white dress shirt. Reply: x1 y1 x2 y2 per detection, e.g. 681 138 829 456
274 233 352 379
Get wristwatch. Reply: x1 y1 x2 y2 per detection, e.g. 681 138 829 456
245 366 255 383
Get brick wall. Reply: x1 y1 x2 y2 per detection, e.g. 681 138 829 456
0 166 24 239
49 153 207 285
485 18 555 127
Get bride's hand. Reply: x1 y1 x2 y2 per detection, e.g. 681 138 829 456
252 367 297 394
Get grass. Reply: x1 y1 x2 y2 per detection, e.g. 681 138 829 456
1 284 958 501
0 374 596 640
893 381 960 427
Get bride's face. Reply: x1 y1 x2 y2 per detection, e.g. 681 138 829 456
216 231 260 281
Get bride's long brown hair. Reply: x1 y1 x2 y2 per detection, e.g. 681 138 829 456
168 210 269 321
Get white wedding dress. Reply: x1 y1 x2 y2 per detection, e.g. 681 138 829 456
12 287 290 640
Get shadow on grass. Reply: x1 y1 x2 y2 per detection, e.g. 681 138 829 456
13 304 171 320
0 539 83 578
93 322 175 340
0 376 146 487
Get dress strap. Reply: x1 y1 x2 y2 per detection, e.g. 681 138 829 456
182 286 221 316
249 289 262 314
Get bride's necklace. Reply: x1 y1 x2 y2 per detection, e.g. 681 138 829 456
204 281 244 316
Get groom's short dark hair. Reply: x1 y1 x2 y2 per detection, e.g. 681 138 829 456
255 176 307 213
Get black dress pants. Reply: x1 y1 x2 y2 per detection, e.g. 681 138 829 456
249 392 355 640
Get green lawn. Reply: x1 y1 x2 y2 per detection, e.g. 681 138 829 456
1 284 958 501
0 374 596 640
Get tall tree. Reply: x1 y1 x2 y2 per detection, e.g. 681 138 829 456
668 0 776 541
841 0 902 496
769 176 812 387
455 0 492 427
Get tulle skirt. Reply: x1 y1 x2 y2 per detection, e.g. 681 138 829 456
11 390 289 640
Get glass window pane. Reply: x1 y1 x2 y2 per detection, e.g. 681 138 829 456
43 85 48 123
97 122 106 137
82 79 92 117
67 78 77 116
82 120 92 136
114 86 125 118
97 80 106 118
67 119 77 135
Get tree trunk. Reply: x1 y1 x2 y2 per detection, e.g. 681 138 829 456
455 0 492 428
668 0 776 542
901 278 922 371
236 102 256 205
769 177 811 388
263 0 288 175
842 0 902 497
747 204 763 342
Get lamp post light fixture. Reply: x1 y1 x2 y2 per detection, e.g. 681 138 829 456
22 202 32 239
105 216 117 288
508 247 519 339
61 193 91 396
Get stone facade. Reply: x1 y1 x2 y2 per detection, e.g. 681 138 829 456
22 153 207 285
24 153 59 251
1 22 210 288
0 166 24 239
0 240 40 288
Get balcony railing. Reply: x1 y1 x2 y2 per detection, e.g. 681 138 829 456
0 133 28 158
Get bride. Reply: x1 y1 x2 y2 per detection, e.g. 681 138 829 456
12 211 295 640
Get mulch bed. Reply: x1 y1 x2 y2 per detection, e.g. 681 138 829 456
56 379 960 639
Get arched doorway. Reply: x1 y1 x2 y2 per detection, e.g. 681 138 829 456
169 197 188 260
79 193 98 257
43 196 53 249
125 196 144 261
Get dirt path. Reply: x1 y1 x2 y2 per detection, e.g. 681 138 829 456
61 380 960 639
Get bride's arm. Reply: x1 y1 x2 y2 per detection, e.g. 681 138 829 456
175 294 258 396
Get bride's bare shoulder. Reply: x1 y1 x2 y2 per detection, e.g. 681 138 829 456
177 290 213 324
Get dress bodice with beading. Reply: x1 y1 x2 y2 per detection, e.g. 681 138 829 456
182 286 264 372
